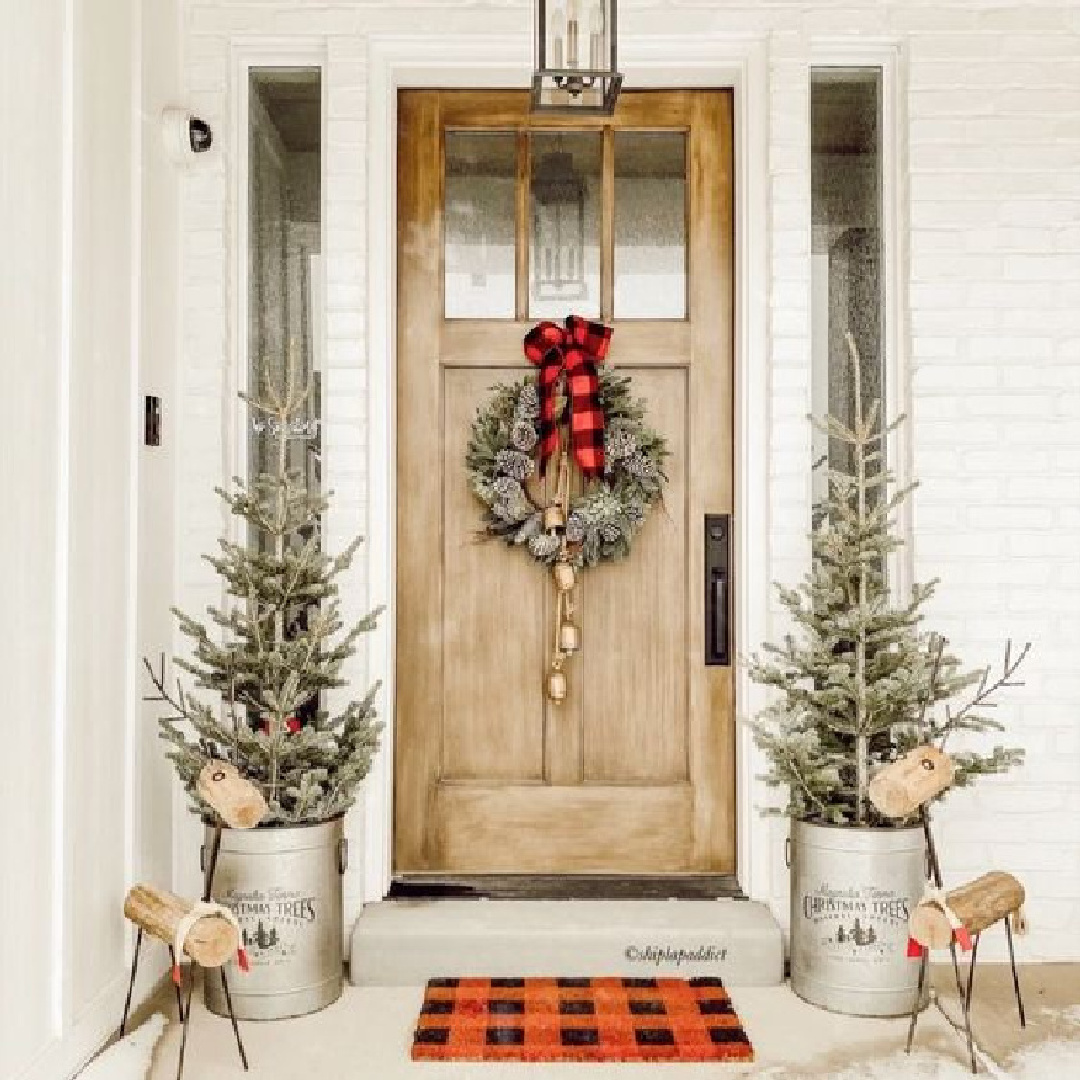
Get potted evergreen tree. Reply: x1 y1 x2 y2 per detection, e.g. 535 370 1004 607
146 360 382 1020
749 337 1028 1017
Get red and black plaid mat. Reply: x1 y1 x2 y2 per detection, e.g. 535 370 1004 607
411 976 754 1063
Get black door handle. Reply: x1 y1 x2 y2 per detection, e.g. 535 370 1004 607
711 573 728 666
705 514 730 666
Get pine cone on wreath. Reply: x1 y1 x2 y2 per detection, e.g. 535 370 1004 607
626 452 658 481
511 421 538 452
605 428 638 461
600 521 623 543
495 449 535 480
516 383 540 419
528 533 561 560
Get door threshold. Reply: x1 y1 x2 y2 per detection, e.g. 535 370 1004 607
387 874 745 901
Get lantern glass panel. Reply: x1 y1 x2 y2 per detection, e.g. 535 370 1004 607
529 130 601 319
444 130 517 319
614 131 687 319
541 0 611 70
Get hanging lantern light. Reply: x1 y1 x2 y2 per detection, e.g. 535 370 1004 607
532 0 622 115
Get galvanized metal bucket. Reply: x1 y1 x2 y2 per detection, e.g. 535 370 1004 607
789 820 928 1017
204 816 346 1020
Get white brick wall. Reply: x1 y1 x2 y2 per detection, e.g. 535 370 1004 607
174 0 1080 960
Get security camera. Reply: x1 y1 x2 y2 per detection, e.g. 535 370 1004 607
161 107 213 164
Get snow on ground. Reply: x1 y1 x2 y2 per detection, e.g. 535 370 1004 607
753 1001 1080 1080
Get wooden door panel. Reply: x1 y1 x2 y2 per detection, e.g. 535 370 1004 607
435 784 693 874
396 89 734 876
582 366 689 784
442 368 547 781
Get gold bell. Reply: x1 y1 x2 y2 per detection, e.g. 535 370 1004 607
559 622 580 654
546 669 567 703
553 561 576 592
543 504 566 533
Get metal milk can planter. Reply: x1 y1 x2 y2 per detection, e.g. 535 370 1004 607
789 820 928 1017
204 816 346 1020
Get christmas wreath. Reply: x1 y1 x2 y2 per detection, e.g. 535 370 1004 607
466 317 669 571
466 316 669 703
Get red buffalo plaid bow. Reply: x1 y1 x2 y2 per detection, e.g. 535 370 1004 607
523 315 612 479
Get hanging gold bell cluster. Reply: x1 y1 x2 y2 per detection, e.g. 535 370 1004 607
544 450 581 704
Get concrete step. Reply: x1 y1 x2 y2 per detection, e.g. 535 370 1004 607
349 899 784 987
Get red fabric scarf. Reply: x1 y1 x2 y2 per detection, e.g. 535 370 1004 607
523 315 612 479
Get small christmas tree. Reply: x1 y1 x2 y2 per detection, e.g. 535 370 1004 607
749 335 1027 826
147 356 383 825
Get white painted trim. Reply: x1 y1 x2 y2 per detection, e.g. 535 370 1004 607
808 40 912 596
364 32 773 905
53 0 75 1036
125 0 145 922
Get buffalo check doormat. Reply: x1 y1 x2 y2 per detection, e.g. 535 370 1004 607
411 977 754 1063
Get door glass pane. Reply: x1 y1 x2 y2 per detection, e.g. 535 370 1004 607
444 131 517 319
811 69 884 504
614 131 687 319
530 130 601 320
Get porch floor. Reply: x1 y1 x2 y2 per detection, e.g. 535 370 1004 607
145 965 1080 1079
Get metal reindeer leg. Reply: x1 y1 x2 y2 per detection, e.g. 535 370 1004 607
205 819 249 1071
202 822 224 902
176 964 197 1080
1004 915 1026 1028
906 947 929 1053
963 933 981 1074
948 938 965 1004
220 969 250 1070
906 804 946 1049
168 947 185 1021
119 927 144 1037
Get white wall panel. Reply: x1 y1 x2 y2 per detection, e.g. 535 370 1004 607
1 0 180 1074
0 1 68 1075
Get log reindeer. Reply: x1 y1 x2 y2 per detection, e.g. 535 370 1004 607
869 744 1027 1074
118 759 265 1080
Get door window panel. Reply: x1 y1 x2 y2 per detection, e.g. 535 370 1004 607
441 124 693 322
529 130 602 320
614 131 687 319
444 130 517 319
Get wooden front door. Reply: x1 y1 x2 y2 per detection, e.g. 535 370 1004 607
395 90 734 875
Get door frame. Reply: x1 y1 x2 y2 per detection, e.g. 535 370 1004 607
361 31 771 903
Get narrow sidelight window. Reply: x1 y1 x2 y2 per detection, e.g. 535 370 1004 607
810 68 884 497
247 67 323 543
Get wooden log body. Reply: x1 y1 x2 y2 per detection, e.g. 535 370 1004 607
908 871 1025 950
124 884 238 967
197 759 268 829
868 744 955 819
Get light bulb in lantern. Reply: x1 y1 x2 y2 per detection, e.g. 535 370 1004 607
589 2 605 69
549 0 564 69
567 0 580 68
